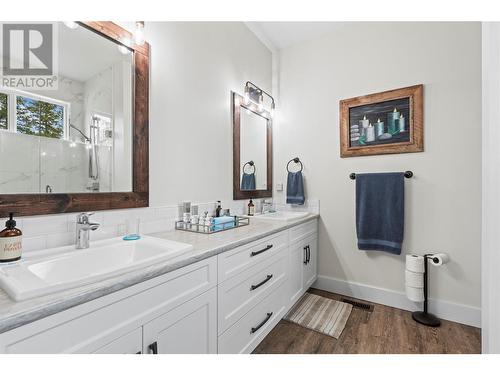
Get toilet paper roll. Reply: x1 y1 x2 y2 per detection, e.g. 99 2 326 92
430 253 450 267
406 254 425 273
405 270 424 288
406 285 425 302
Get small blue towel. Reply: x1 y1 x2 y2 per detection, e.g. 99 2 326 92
286 171 305 205
241 173 256 190
213 216 235 231
356 172 404 255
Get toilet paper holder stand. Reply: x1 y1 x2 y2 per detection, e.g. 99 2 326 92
412 254 441 327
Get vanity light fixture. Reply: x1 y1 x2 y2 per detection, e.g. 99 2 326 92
63 21 79 29
133 21 146 46
243 81 275 117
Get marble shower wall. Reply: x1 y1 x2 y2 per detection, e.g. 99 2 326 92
0 131 90 194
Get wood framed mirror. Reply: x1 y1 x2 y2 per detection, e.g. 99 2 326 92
232 92 272 200
0 22 149 217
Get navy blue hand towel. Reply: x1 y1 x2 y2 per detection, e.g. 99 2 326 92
241 173 256 190
356 172 404 255
287 171 305 205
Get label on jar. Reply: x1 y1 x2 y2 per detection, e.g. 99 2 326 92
0 236 22 261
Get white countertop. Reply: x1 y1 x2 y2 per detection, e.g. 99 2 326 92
0 214 318 334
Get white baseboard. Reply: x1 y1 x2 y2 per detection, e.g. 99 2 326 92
313 275 481 328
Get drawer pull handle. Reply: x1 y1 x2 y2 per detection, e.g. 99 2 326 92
250 274 273 290
251 244 273 257
251 312 273 334
149 341 158 354
303 246 308 264
307 245 311 264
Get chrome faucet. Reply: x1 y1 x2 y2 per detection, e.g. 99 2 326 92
262 200 273 214
75 212 100 249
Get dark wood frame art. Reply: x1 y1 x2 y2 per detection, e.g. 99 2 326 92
340 84 423 157
232 92 273 200
0 22 150 217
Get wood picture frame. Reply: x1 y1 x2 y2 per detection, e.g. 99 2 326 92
0 22 150 217
340 84 423 157
232 92 273 200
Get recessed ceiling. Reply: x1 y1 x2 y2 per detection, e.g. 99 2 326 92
245 22 346 51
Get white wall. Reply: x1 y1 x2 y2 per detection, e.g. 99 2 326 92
482 22 500 353
140 22 272 206
274 22 482 321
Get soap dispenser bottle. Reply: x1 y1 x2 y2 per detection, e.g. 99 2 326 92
248 199 255 216
0 213 23 262
215 201 222 218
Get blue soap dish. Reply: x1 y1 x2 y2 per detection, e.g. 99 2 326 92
123 234 141 241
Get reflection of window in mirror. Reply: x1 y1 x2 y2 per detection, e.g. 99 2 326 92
240 108 268 191
0 22 134 195
0 93 8 130
0 89 68 139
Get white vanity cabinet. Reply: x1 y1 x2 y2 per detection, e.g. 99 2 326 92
0 257 217 354
289 221 319 307
142 288 217 354
0 218 318 354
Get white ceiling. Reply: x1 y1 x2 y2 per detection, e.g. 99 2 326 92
245 22 346 51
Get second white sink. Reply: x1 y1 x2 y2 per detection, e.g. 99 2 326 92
251 211 309 222
0 236 193 301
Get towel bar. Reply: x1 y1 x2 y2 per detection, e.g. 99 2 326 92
349 171 413 180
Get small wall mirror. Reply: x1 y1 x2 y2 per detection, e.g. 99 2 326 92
0 22 149 216
232 92 272 200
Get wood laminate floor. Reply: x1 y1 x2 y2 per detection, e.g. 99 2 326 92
253 288 481 354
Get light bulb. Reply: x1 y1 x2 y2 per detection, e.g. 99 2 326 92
64 21 78 29
134 21 145 46
118 38 132 55
243 86 250 105
258 94 264 112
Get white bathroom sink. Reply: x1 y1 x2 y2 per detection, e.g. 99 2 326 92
0 236 193 301
251 211 310 222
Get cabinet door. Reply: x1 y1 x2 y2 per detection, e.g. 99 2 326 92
289 241 306 307
143 288 217 354
303 236 318 288
93 328 142 354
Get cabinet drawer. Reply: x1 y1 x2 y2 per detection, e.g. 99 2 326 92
289 219 318 242
93 327 142 354
218 231 288 282
1 257 216 353
218 249 288 334
218 281 287 354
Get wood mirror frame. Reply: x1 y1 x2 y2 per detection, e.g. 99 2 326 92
232 92 273 200
0 22 149 217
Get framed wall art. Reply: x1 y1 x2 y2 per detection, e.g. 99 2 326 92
340 84 423 157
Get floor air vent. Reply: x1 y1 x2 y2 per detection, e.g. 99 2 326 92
341 298 374 312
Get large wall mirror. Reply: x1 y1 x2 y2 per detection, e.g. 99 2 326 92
232 92 272 200
0 22 149 216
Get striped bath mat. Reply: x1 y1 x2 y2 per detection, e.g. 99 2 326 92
285 293 353 339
